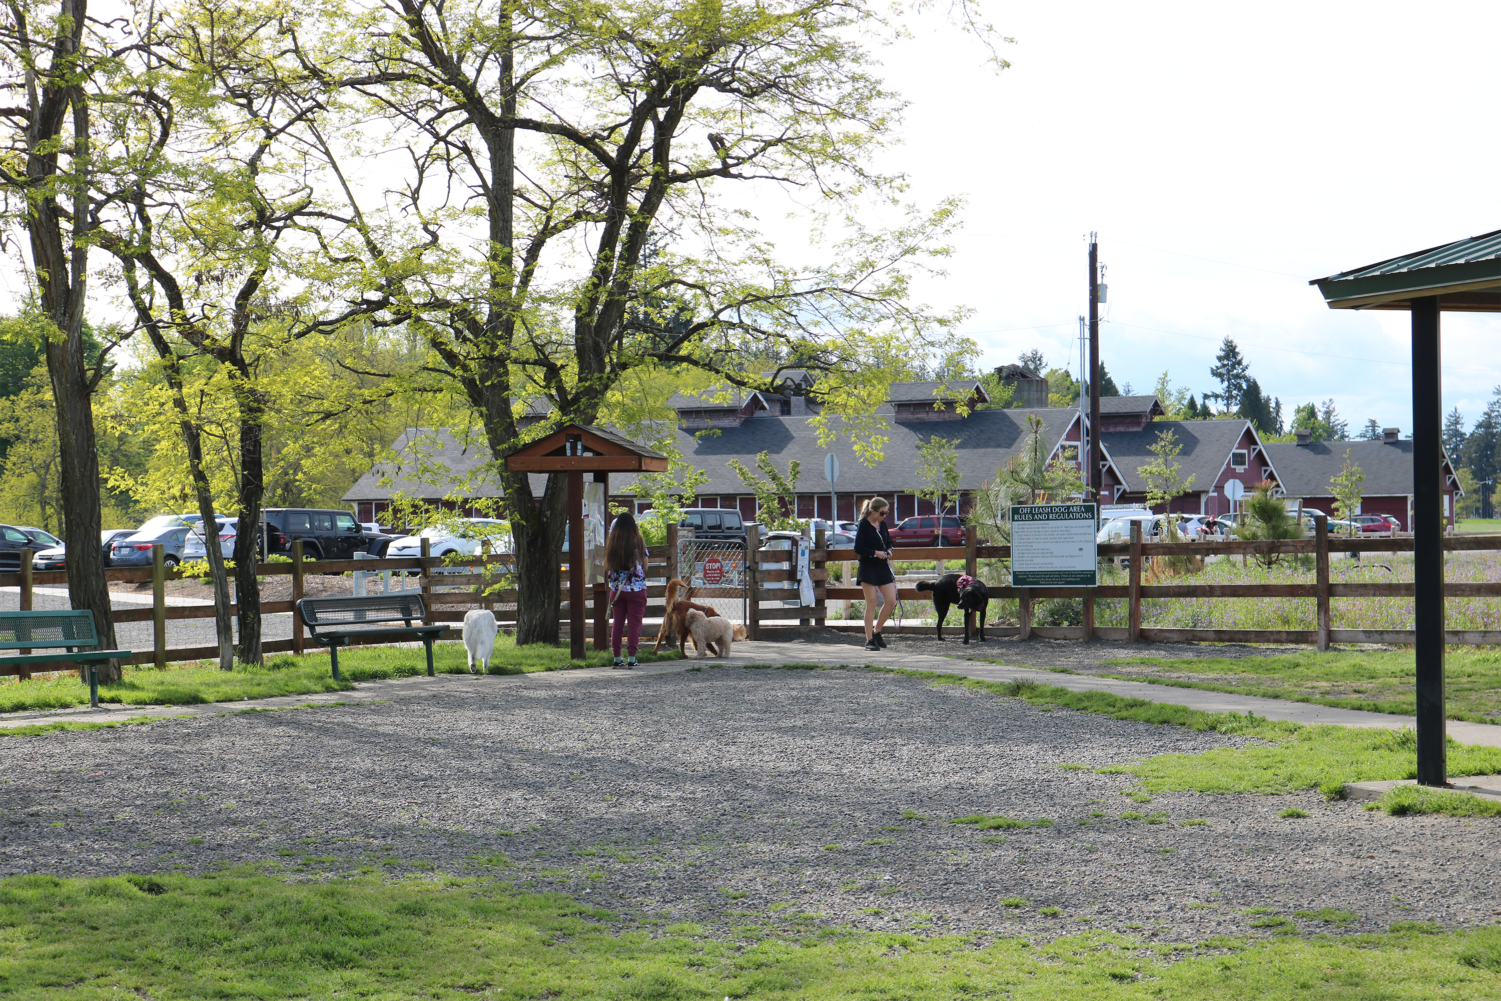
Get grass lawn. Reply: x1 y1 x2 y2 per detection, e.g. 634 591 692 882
4 870 1501 999
1100 647 1501 724
0 636 679 715
1456 519 1501 534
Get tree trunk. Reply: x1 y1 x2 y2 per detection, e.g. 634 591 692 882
232 382 267 664
175 404 235 671
510 475 567 644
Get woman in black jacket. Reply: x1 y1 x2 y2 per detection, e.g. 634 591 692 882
854 496 896 651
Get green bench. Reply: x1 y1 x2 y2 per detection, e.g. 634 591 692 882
0 610 131 707
296 594 444 680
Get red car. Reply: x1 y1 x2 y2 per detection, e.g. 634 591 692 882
887 515 965 547
1351 514 1401 533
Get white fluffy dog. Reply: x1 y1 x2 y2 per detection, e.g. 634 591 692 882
684 608 734 658
462 609 499 674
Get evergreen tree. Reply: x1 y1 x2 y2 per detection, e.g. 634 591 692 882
1319 399 1349 440
1443 407 1468 462
1358 418 1383 440
1236 378 1276 434
1097 363 1120 397
1271 397 1284 435
1465 391 1501 518
1207 337 1250 412
1018 349 1047 375
1186 394 1200 419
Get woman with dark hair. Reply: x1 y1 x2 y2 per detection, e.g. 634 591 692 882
854 496 896 651
605 513 649 669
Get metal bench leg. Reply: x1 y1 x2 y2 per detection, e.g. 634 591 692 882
424 638 435 677
89 665 99 708
330 645 341 681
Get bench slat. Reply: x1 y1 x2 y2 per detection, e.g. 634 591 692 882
0 609 100 650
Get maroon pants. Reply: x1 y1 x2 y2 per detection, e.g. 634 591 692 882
612 588 647 656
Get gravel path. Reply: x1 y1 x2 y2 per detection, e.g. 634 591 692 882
3 665 1495 943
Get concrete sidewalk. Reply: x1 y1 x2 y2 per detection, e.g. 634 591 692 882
6 639 1499 750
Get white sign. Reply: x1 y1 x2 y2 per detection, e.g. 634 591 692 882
824 453 840 484
692 557 744 589
1223 479 1245 501
1010 503 1098 587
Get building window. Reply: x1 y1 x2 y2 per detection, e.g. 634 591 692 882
1231 449 1248 471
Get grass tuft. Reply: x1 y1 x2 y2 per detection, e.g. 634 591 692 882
1377 785 1501 817
1278 807 1309 818
950 814 1051 830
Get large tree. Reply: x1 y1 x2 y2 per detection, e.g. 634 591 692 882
326 0 984 643
1206 336 1249 413
0 0 124 673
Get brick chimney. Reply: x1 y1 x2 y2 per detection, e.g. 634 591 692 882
1383 427 1400 443
1296 428 1312 445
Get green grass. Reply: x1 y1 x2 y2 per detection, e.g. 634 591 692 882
1376 785 1501 817
7 871 1501 999
0 637 679 713
951 814 1053 830
1102 648 1501 724
1279 808 1309 818
1456 519 1501 534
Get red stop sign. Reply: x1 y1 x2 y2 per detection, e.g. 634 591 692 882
702 557 723 585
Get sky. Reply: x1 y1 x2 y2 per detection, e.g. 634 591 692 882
860 0 1501 434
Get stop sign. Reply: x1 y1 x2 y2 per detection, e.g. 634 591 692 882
702 557 723 585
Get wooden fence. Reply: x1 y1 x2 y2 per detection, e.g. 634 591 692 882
4 516 1498 675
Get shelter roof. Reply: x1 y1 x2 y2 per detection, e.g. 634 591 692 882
1261 439 1461 497
342 428 506 502
666 388 769 410
1312 227 1501 311
1101 419 1262 493
886 380 989 404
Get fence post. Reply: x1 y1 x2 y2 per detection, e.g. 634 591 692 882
1128 521 1142 643
964 526 977 638
1018 587 1031 640
152 544 166 668
667 523 679 581
291 540 305 655
1315 514 1331 652
814 527 827 630
747 523 761 640
19 548 32 612
420 537 433 627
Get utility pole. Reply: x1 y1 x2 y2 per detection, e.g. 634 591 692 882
1088 233 1102 509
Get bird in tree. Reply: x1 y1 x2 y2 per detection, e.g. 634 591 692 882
1207 337 1250 413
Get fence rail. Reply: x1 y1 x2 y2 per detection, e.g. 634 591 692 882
6 518 1500 677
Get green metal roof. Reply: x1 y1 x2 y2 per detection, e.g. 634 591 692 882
1311 227 1501 311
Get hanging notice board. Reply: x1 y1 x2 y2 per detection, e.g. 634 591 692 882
1010 503 1098 587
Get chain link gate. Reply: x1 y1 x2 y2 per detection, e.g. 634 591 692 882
675 530 749 625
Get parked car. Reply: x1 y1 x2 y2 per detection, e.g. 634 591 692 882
110 524 192 568
262 508 369 560
17 527 61 549
36 528 149 570
0 524 43 571
182 516 240 561
386 518 511 558
1351 514 1398 534
888 515 964 547
1097 512 1156 544
678 508 748 547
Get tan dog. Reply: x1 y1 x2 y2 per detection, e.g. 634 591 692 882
654 578 721 655
684 608 734 658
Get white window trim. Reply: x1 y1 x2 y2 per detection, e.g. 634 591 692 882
1231 449 1249 471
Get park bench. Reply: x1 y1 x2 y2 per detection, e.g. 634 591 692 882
296 594 445 680
0 610 130 707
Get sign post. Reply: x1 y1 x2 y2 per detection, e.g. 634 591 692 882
1010 503 1098 587
1223 478 1245 522
823 452 840 526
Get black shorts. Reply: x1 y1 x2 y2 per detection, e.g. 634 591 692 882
857 559 895 587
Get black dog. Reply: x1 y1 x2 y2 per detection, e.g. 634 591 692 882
915 572 989 644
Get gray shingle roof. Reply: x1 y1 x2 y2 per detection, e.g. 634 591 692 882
619 407 1079 496
1261 440 1458 497
886 380 988 404
343 428 508 502
1099 395 1163 415
666 389 768 410
1102 419 1256 493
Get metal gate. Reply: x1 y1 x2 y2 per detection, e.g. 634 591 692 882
675 532 749 624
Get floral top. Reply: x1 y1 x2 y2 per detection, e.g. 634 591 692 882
607 558 648 593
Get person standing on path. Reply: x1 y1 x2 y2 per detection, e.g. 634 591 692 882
606 513 650 669
854 497 897 651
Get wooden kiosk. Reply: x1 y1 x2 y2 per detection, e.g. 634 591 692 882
503 424 669 659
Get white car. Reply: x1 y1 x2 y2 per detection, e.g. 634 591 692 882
183 517 240 560
1097 513 1155 544
386 518 511 558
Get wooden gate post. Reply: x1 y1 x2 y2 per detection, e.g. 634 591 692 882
814 527 827 630
420 537 433 627
19 549 32 612
1018 588 1032 640
291 540 305 655
1128 522 1142 643
1315 514 1331 651
746 523 761 640
964 525 977 638
152 544 167 668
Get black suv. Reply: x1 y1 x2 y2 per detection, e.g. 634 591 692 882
678 508 748 547
263 508 368 560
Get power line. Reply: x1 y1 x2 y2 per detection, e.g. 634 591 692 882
1102 237 1311 280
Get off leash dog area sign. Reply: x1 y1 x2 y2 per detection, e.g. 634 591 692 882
1009 503 1098 587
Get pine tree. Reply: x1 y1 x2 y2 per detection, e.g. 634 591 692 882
1465 391 1501 518
1319 399 1349 440
1097 363 1120 397
1236 378 1276 433
1358 419 1383 440
1271 398 1284 436
1207 337 1250 413
1443 407 1468 463
1018 349 1047 375
1186 394 1200 420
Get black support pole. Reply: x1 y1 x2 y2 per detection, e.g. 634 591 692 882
1088 235 1101 506
1411 295 1446 787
